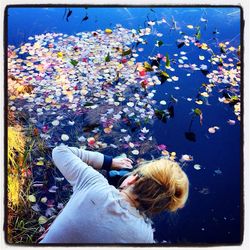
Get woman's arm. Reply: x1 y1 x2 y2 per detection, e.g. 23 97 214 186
52 144 112 191
67 146 113 171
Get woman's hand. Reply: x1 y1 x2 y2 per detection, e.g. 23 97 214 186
111 157 133 170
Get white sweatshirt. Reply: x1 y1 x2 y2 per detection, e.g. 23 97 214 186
39 144 155 244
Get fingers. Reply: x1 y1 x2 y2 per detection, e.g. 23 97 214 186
123 158 133 164
121 158 133 169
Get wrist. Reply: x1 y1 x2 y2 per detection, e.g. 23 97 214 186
102 155 113 171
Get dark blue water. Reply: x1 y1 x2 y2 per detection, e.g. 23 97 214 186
7 6 242 244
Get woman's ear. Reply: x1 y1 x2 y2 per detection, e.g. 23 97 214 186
127 174 139 185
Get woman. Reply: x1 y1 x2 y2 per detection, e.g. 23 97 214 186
39 144 189 244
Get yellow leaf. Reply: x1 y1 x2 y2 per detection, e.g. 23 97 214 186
36 160 44 166
33 42 41 49
9 96 16 100
117 63 124 70
38 216 48 225
28 195 36 203
45 97 52 103
171 152 176 156
17 85 25 92
104 127 112 134
41 197 47 203
105 29 112 34
201 43 208 50
57 52 63 58
187 25 194 29
127 60 134 66
26 62 33 67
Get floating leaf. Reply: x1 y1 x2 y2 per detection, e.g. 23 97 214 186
201 43 208 50
105 28 112 34
165 53 170 68
171 152 176 157
36 160 44 166
172 76 179 81
41 197 47 203
230 95 239 103
105 52 111 62
127 102 134 107
45 97 52 103
227 119 236 125
194 164 201 170
38 216 48 225
57 51 63 58
49 186 58 193
28 195 36 203
180 154 193 162
200 92 209 97
199 55 205 60
141 127 149 133
194 108 202 116
122 48 132 56
160 100 167 105
31 203 41 212
157 40 164 47
70 59 78 67
195 27 201 40
52 120 59 126
84 102 94 107
131 149 139 155
61 134 69 141
160 71 169 78
104 127 112 134
143 61 153 71
220 46 226 54
157 71 169 84
193 108 203 125
177 42 185 49
208 126 220 134
154 109 167 123
195 100 203 105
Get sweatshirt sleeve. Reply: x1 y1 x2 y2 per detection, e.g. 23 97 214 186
52 144 112 191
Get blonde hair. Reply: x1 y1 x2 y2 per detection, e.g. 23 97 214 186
129 158 189 217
